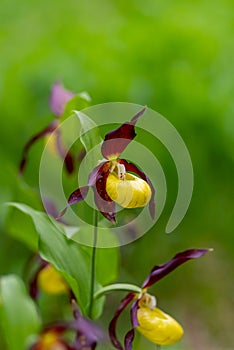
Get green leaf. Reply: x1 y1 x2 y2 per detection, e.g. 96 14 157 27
0 275 41 350
5 180 42 251
74 110 103 169
6 203 104 318
62 226 120 285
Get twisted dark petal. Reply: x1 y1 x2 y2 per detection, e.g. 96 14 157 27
124 299 139 350
101 107 147 159
124 330 135 350
50 82 75 117
91 162 116 222
142 248 211 289
109 293 136 350
56 186 89 220
119 159 155 219
19 120 59 174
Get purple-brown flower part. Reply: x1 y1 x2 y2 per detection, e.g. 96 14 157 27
142 248 210 289
92 162 116 222
118 159 155 219
19 83 77 175
72 300 105 350
19 120 59 174
109 293 136 350
124 300 139 350
50 82 75 117
101 107 146 159
56 186 89 220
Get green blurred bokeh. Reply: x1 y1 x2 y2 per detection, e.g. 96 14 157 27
0 0 233 349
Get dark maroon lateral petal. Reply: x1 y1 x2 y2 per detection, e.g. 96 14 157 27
56 186 89 220
119 159 156 219
109 293 136 350
91 162 116 223
124 330 135 350
124 299 139 350
50 82 75 117
19 120 59 174
68 186 89 206
101 107 147 159
142 248 211 289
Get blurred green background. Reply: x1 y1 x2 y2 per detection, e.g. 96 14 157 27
0 0 233 349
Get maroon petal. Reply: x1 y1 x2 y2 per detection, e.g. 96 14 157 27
119 159 155 219
109 293 136 350
50 82 75 117
56 186 89 220
91 162 116 223
101 107 147 159
142 248 211 289
124 299 139 350
19 120 59 174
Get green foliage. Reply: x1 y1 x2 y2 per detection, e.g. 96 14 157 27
0 275 41 350
0 0 234 348
7 203 119 319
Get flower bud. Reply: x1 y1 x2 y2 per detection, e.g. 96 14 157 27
38 265 69 295
106 172 151 209
137 306 184 345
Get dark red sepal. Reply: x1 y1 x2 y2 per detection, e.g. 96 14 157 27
142 248 211 289
109 293 136 350
50 82 75 117
91 162 116 223
56 186 89 220
19 120 59 175
101 107 146 159
119 159 155 219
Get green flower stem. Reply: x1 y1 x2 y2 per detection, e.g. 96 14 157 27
156 345 161 350
94 283 142 300
88 209 98 318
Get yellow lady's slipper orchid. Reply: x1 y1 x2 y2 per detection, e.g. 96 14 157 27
106 165 151 209
137 305 184 345
38 265 69 295
109 249 210 350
